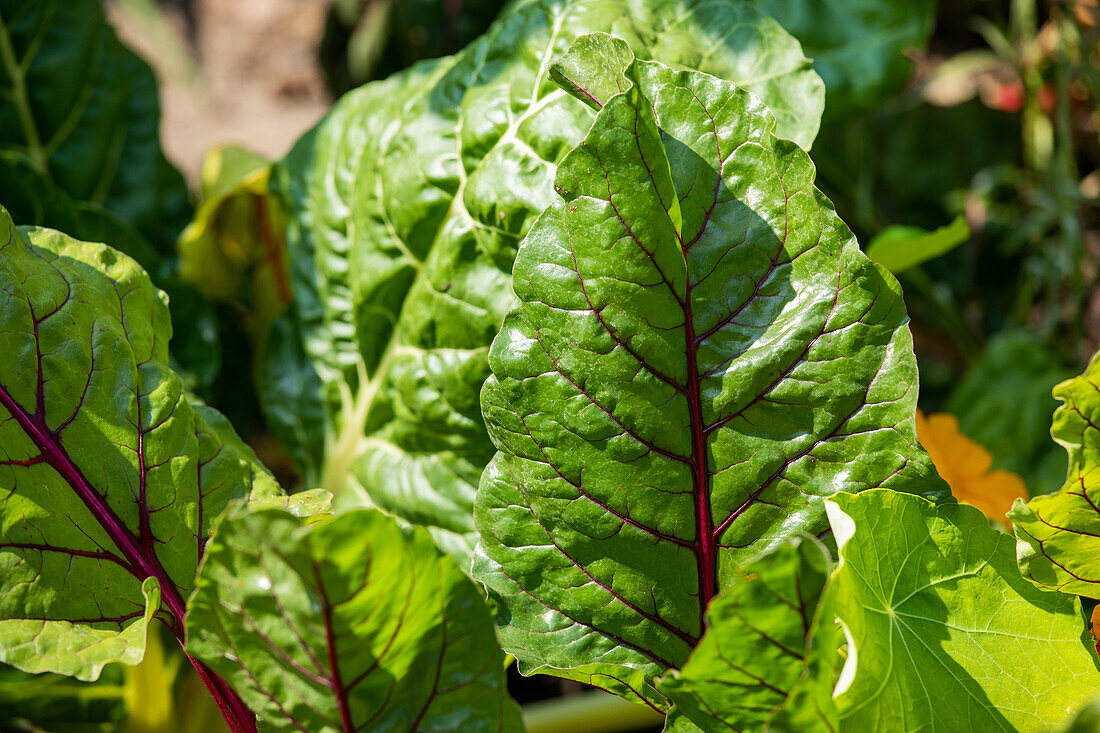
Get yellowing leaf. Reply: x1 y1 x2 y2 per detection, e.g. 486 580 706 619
916 409 1028 524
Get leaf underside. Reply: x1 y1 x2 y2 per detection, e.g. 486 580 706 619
658 538 840 731
472 34 945 708
0 209 279 680
187 508 521 733
265 0 825 564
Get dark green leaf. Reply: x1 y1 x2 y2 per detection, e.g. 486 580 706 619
0 0 191 248
472 34 944 707
753 0 936 115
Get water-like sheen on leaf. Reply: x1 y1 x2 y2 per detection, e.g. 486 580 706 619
187 508 521 733
0 208 280 680
472 34 945 707
265 0 826 565
1012 351 1100 594
828 490 1098 730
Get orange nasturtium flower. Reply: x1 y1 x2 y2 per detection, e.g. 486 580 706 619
914 410 1029 526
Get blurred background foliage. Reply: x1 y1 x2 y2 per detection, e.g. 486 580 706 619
2 0 1099 730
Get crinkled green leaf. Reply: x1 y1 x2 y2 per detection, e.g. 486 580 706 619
753 0 937 115
268 0 825 565
472 34 945 708
0 207 280 681
828 489 1099 730
865 215 971 275
187 507 521 733
1012 351 1100 593
658 538 840 732
0 0 191 248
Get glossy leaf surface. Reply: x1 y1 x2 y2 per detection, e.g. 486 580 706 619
0 209 280 680
828 490 1098 730
0 0 190 248
658 538 839 732
266 0 825 563
187 508 521 733
1012 351 1100 593
472 34 944 707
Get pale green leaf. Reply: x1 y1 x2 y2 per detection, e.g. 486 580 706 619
828 489 1099 731
865 215 970 275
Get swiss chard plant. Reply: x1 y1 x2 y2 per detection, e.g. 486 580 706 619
3 1 1100 732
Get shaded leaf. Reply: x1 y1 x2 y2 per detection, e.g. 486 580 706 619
658 538 840 732
1013 351 1100 593
472 33 944 707
187 507 521 733
915 409 1028 525
268 0 825 565
0 207 279 681
0 0 190 248
864 215 970 274
828 489 1098 730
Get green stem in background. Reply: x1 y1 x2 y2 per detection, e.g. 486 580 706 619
522 692 664 733
0 13 48 172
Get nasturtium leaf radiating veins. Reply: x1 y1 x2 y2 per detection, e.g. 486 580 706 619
1012 350 1100 593
471 33 947 708
658 537 841 732
827 490 1099 730
0 207 280 681
187 508 522 733
265 0 825 565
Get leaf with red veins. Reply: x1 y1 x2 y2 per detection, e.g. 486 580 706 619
472 34 947 709
187 507 521 733
0 208 281 681
1013 350 1100 593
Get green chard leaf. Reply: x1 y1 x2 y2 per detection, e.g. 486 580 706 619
658 538 841 731
472 33 945 708
268 0 825 565
0 206 279 681
187 507 521 733
1012 351 1100 593
828 490 1099 730
0 0 191 248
